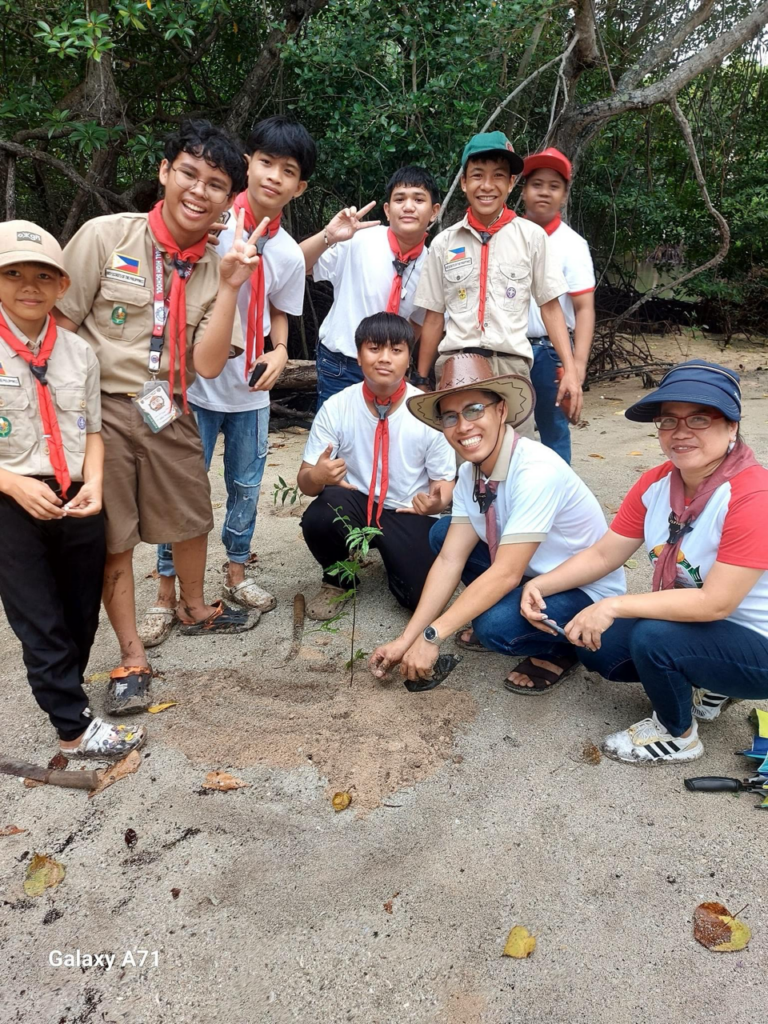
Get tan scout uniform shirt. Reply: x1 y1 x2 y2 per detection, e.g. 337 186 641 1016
0 307 101 482
415 214 567 364
57 212 243 394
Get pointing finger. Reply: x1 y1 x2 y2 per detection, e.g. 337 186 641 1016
357 200 377 218
233 206 245 244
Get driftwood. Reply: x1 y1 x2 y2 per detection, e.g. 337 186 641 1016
278 359 317 391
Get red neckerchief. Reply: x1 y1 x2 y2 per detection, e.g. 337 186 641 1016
232 191 281 378
542 213 561 236
147 202 208 412
0 310 71 494
362 378 407 527
652 440 759 591
466 207 515 331
386 228 426 314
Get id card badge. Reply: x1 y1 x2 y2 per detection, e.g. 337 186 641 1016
133 381 180 433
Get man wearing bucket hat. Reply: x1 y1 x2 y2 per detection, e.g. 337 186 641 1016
0 220 146 759
369 354 625 689
519 359 768 764
412 131 583 432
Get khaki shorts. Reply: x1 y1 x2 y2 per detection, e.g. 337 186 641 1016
100 394 213 553
435 350 536 441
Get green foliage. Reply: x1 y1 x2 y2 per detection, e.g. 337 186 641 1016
272 475 301 507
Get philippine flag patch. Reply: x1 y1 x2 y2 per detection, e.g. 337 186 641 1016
448 247 467 262
110 253 141 275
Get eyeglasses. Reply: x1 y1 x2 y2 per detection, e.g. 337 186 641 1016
171 165 231 203
653 412 724 431
438 400 498 430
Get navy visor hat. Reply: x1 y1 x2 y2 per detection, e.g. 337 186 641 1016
625 360 742 423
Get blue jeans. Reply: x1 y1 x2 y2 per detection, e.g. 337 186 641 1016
530 339 571 463
316 342 363 410
157 403 269 575
428 517 593 658
578 617 768 736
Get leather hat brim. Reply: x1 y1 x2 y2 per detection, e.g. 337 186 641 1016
406 373 535 431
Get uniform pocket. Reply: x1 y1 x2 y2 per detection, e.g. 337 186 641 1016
0 388 36 454
498 263 530 311
442 260 475 312
94 280 152 341
54 386 88 454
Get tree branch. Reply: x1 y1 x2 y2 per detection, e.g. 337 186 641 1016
618 0 717 92
614 96 730 327
0 141 135 211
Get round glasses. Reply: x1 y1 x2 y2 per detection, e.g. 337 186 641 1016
438 400 498 430
653 412 724 431
171 165 231 204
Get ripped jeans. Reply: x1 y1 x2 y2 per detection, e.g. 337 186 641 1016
157 404 269 574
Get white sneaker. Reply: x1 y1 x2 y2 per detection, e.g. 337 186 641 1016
692 688 742 723
602 712 703 765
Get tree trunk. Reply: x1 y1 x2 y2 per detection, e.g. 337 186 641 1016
277 360 317 391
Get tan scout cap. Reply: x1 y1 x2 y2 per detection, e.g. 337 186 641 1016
0 220 68 274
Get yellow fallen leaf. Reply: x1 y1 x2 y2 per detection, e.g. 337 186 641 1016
331 791 352 812
693 902 751 952
202 771 249 791
588 454 605 459
147 701 177 714
24 853 65 896
212 501 223 509
624 559 638 568
613 410 626 415
628 451 643 456
0 825 25 837
502 925 536 958
85 671 110 684
89 749 141 798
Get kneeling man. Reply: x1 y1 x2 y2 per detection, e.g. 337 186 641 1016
299 312 456 619
370 354 626 691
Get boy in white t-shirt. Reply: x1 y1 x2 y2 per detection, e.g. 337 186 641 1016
522 148 596 463
369 354 625 692
300 167 441 409
298 312 456 619
142 117 315 646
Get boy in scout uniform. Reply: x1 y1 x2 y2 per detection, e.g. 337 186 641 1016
413 131 583 431
56 119 263 715
0 221 146 758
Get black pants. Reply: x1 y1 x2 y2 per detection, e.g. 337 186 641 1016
0 487 105 740
301 487 438 610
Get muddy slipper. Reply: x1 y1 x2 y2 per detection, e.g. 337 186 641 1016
453 627 493 653
178 599 258 635
504 654 579 695
222 579 276 612
62 717 147 759
105 666 153 715
138 606 177 648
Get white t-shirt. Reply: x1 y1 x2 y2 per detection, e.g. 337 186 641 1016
302 382 455 510
451 430 626 602
188 209 306 412
527 217 595 338
314 225 427 359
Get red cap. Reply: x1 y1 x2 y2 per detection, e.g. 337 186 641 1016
522 147 572 183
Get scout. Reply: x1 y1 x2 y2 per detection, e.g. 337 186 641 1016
0 221 145 757
413 131 583 432
522 147 596 463
298 312 456 619
144 116 317 646
300 166 441 408
56 119 261 715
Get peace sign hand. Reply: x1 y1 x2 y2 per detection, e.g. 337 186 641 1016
324 201 381 245
220 208 268 290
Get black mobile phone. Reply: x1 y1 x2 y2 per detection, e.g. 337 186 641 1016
248 362 268 387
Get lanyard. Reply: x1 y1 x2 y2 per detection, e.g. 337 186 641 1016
148 247 169 376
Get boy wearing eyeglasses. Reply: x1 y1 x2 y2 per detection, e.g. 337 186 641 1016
55 119 261 715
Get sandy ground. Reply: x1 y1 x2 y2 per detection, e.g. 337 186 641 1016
1 333 767 1024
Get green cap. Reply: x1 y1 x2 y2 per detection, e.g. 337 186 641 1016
461 131 524 175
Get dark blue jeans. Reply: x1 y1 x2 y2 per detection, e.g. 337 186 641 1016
578 617 768 736
530 338 571 463
428 516 593 658
157 403 269 575
316 342 363 410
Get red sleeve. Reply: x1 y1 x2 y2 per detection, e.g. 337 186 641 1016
610 463 672 539
717 467 768 569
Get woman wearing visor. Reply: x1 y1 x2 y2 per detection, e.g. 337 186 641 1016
520 360 768 764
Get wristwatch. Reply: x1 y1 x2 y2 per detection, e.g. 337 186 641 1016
410 372 431 387
423 624 441 645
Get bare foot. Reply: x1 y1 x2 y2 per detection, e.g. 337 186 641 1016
507 658 571 688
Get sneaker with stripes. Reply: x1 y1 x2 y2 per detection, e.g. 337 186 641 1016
692 688 742 723
602 712 703 765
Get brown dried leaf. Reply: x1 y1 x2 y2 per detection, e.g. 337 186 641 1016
171 887 181 899
581 742 602 765
0 825 25 837
202 771 249 791
47 753 68 771
383 892 400 914
502 925 536 958
628 450 643 456
588 453 605 459
124 828 138 848
23 853 65 897
331 791 352 812
693 902 751 952
88 749 142 799
23 777 45 789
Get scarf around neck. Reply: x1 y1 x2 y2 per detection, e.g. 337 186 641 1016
362 377 407 527
385 228 426 314
232 191 282 378
466 206 515 331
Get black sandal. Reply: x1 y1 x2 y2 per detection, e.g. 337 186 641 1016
105 666 153 715
504 654 579 696
178 600 256 635
453 627 493 653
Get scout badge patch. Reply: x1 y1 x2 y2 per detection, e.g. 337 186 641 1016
0 416 11 437
111 305 127 325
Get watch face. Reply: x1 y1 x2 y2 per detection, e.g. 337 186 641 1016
424 626 437 642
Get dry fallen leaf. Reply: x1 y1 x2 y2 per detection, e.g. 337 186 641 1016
624 559 638 569
581 742 602 765
628 450 643 456
147 701 178 714
89 749 141 799
503 925 536 958
694 902 751 952
212 501 223 509
24 853 65 897
171 887 181 899
588 453 605 459
0 825 25 837
47 753 68 770
85 671 111 685
383 892 400 914
124 828 138 848
331 791 352 812
202 771 249 791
